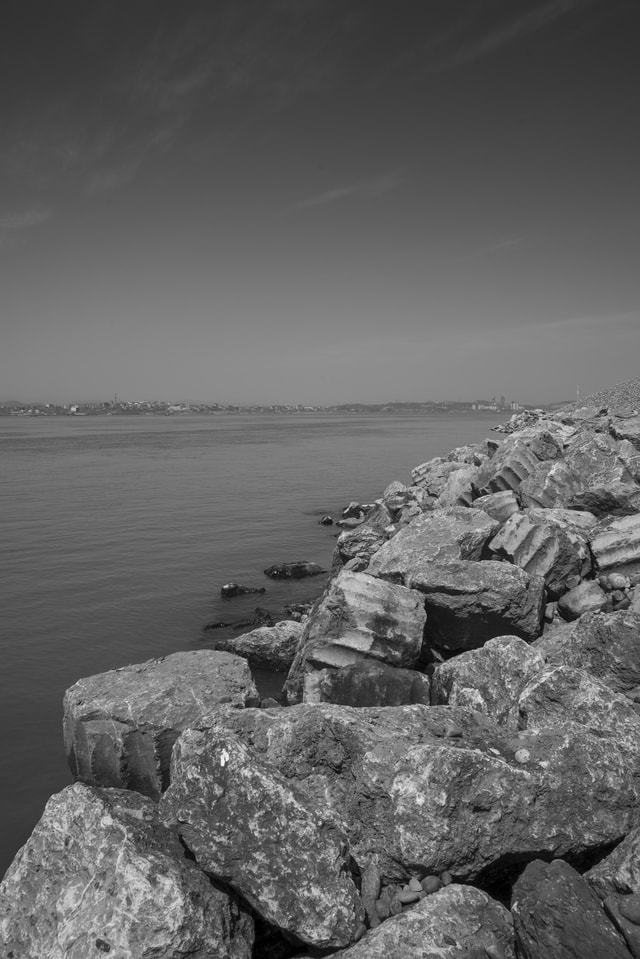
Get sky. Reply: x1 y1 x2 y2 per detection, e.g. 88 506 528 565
1 0 639 406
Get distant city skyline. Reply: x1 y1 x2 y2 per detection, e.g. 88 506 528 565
2 1 639 405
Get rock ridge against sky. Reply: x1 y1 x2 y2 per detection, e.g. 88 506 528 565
1 0 638 405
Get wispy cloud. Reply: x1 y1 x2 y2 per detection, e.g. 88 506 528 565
0 206 52 249
294 173 403 211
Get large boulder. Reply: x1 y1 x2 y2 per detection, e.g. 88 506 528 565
591 513 640 578
518 459 584 509
367 507 500 580
434 465 480 508
0 783 254 959
431 635 545 728
333 883 515 958
403 559 545 655
303 660 430 707
205 620 303 672
556 579 608 620
473 431 561 497
611 415 640 451
160 726 365 950
511 858 631 959
563 430 635 486
472 489 520 524
331 503 395 574
411 458 468 496
588 828 640 900
570 482 640 517
180 703 640 886
63 650 259 800
284 570 426 704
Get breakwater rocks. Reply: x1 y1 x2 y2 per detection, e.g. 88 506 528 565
5 399 640 957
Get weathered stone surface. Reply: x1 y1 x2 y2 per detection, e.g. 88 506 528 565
472 489 520 523
571 482 640 517
617 439 640 481
284 570 426 703
517 664 640 749
64 650 259 800
403 560 545 654
304 660 430 707
206 620 303 672
187 703 640 886
435 464 480 508
367 507 500 580
534 610 640 694
611 415 640 451
511 858 631 959
382 481 429 518
331 503 395 575
519 459 585 508
448 441 490 465
605 896 640 959
160 726 365 950
591 513 640 577
0 783 254 959
556 579 608 620
411 458 467 496
488 509 592 599
588 828 640 900
334 884 515 958
473 431 561 497
264 561 326 579
564 430 635 486
431 635 545 728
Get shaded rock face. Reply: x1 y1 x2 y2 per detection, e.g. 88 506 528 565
304 659 430 707
511 858 632 959
591 513 640 577
405 559 545 655
160 726 365 951
588 828 640 901
0 783 254 959
431 635 545 728
181 703 640 887
556 579 608 620
571 481 640 517
335 883 515 958
263 561 325 579
205 620 303 672
472 489 520 524
63 650 259 800
473 431 561 497
330 502 395 575
284 570 426 704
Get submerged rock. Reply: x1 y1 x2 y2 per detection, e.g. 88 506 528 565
264 560 326 579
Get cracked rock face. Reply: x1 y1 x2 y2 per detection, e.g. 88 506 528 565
63 649 259 800
0 783 254 959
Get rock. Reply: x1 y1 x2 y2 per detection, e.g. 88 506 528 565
318 514 334 525
536 610 640 694
264 561 326 579
557 580 608 621
221 582 266 598
342 501 373 520
588 828 640 900
447 441 490 466
367 507 500 580
472 489 520 524
563 430 635 486
605 897 640 958
187 703 640 885
591 513 640 578
402 560 545 655
331 503 395 575
473 431 561 497
333 884 515 958
571 482 640 517
617 439 640 481
431 635 545 728
160 726 365 950
488 509 593 599
303 659 430 707
519 459 585 508
611 415 640 451
360 862 382 926
511 858 631 958
206 620 303 672
284 570 426 704
435 464 480 508
63 650 260 800
0 783 254 959
411 458 468 496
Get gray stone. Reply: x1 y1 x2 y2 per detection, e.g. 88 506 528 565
571 482 640 517
304 659 430 707
63 649 259 800
472 489 520 524
564 430 635 486
588 828 640 900
557 580 608 621
331 503 395 575
611 415 640 451
206 620 303 672
0 783 254 959
519 459 585 509
591 513 640 577
411 458 468 496
435 464 480 508
474 431 562 497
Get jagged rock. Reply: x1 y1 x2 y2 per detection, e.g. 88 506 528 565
604 897 640 958
564 430 635 485
403 559 545 654
431 635 545 728
0 783 254 959
517 664 640 751
333 884 516 958
617 439 640 481
331 503 395 575
304 659 430 707
447 442 490 466
474 430 562 497
411 458 468 496
588 828 640 900
571 482 640 517
284 570 426 704
435 465 480 508
534 610 640 694
611 415 640 451
591 513 640 577
160 726 365 950
511 858 631 959
206 620 303 672
382 481 427 517
519 459 585 508
184 703 640 886
367 507 500 580
264 561 326 579
556 580 608 620
488 509 593 599
63 650 259 800
472 489 520 523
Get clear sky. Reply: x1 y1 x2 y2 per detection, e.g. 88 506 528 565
1 0 638 406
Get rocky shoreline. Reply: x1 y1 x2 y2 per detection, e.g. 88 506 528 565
4 380 640 957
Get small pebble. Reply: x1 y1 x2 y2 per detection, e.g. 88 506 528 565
389 896 403 916
515 748 530 764
609 573 629 590
444 722 463 738
619 895 640 926
421 875 442 895
398 888 420 904
440 870 453 886
375 898 390 920
484 940 507 959
408 877 423 893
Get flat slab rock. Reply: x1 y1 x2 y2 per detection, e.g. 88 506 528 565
172 702 640 887
64 649 259 800
206 620 303 672
333 883 515 958
0 783 254 959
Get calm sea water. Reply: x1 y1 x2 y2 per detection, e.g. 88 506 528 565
1 411 502 876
